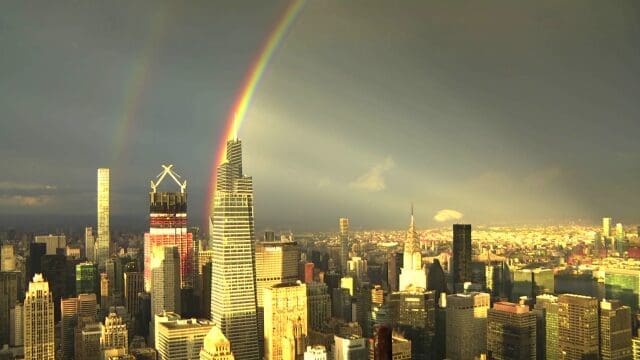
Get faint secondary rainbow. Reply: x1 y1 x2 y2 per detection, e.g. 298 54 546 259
206 0 305 217
112 8 169 164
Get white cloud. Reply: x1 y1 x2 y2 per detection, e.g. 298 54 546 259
0 195 53 207
433 209 464 222
0 181 56 191
349 156 395 192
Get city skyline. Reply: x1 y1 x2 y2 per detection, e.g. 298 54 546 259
1 1 639 231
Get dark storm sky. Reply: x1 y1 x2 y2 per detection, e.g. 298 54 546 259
1 1 639 231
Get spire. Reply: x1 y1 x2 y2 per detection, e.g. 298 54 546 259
410 202 415 231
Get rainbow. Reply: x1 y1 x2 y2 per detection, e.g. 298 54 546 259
112 8 169 164
206 0 305 217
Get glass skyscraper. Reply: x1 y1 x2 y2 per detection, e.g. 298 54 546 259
210 139 260 360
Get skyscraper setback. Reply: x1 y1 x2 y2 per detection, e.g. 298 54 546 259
143 165 194 290
210 139 260 360
96 168 110 270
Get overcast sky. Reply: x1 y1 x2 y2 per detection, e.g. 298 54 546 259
1 0 639 231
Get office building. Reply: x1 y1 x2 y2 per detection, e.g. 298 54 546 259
1 244 16 271
77 322 102 360
339 218 349 275
101 312 129 352
600 299 632 360
452 224 472 290
97 168 111 270
304 345 327 360
511 267 554 301
0 271 21 346
85 227 95 262
23 274 55 360
487 302 536 360
124 272 144 317
604 217 613 238
632 335 640 360
210 139 260 359
35 234 66 255
399 207 426 291
605 268 640 311
263 282 307 360
27 242 46 282
10 302 23 347
255 239 299 355
61 297 79 360
557 294 599 360
334 335 367 360
76 261 99 295
156 317 212 360
144 165 194 291
151 246 181 317
534 294 558 360
199 325 235 360
388 286 436 360
307 282 331 331
446 292 490 360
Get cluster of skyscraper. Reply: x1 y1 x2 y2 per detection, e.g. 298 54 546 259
4 138 640 360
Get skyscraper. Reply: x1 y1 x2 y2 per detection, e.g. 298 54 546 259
199 326 235 360
446 292 490 360
557 294 599 360
101 312 129 352
210 139 259 359
264 282 307 360
486 302 536 360
124 271 144 319
97 168 110 270
0 271 21 346
603 217 613 238
600 299 632 360
61 297 79 360
151 245 181 317
143 165 194 291
452 224 472 290
339 218 349 275
255 239 299 357
399 206 426 290
388 286 436 360
76 261 99 295
156 317 213 360
307 282 331 331
534 294 559 360
85 227 95 263
23 274 55 360
1 244 16 271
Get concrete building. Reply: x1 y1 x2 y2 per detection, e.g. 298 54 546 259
304 345 327 360
101 312 129 352
307 282 331 331
150 246 181 317
446 292 490 360
334 335 367 360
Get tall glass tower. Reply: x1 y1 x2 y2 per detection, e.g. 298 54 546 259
210 139 259 360
96 168 110 270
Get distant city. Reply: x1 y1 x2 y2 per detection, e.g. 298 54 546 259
0 138 638 360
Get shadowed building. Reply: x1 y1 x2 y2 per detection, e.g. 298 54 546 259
487 302 536 360
452 224 472 292
600 299 632 360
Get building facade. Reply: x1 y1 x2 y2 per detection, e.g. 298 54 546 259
23 274 55 360
446 292 490 360
96 168 110 270
210 139 260 359
557 294 599 360
486 302 536 360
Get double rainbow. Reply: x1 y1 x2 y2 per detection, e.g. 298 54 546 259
206 0 305 218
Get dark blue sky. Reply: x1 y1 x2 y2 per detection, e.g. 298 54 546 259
1 1 639 231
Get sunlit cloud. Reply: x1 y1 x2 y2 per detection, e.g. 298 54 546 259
349 156 395 192
433 209 464 222
0 181 57 191
0 195 53 207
